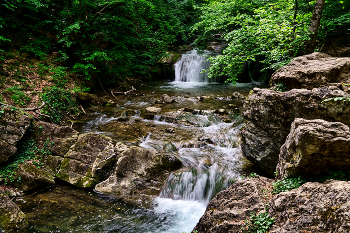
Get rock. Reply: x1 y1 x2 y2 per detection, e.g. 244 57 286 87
145 107 162 113
0 107 32 164
57 133 117 188
232 91 245 100
158 52 181 64
94 146 182 207
214 109 228 115
270 52 350 89
269 180 350 232
12 163 55 191
76 92 102 106
277 118 350 179
0 189 28 231
241 87 350 175
33 121 79 157
142 107 162 120
160 94 175 103
194 177 273 233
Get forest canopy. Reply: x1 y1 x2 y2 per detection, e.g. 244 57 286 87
1 0 349 86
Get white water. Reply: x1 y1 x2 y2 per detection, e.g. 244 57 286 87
174 50 213 83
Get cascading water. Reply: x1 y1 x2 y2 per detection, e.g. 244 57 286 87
174 50 213 83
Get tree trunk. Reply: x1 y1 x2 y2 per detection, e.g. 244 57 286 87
306 0 325 54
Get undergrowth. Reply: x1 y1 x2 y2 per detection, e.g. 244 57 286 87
40 86 80 124
241 205 275 233
0 137 52 184
272 171 350 195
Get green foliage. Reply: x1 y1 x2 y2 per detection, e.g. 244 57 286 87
242 206 275 233
322 96 350 103
273 83 287 92
192 0 312 84
40 86 79 124
3 85 31 107
247 172 260 178
0 137 52 184
272 176 305 194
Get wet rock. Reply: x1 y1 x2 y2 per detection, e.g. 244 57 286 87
0 107 32 164
146 107 162 113
12 163 55 191
194 177 273 233
214 109 228 115
241 87 350 175
142 107 162 120
157 52 181 64
232 91 245 100
33 121 79 157
277 118 350 179
163 142 177 152
94 146 182 207
270 52 350 89
269 180 350 232
57 133 117 188
0 189 28 231
160 94 175 104
76 92 102 106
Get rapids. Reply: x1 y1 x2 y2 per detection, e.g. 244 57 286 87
14 51 261 233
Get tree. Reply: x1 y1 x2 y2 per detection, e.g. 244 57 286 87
306 0 326 54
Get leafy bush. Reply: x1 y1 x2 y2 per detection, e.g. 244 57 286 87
40 86 79 124
272 176 305 194
3 85 31 107
242 206 275 233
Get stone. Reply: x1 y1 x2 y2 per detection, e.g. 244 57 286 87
145 107 162 113
276 118 350 179
241 87 350 175
57 133 117 188
157 52 181 64
0 189 28 231
33 121 79 157
232 91 245 100
12 163 55 191
94 146 182 207
0 107 32 164
269 180 350 232
194 177 273 233
76 92 102 106
270 52 350 89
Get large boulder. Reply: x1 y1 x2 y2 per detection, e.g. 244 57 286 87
94 146 182 207
33 121 79 158
270 52 350 89
193 177 273 233
277 118 350 179
241 86 350 175
269 180 350 232
0 107 32 164
12 163 55 191
57 133 117 188
0 189 28 231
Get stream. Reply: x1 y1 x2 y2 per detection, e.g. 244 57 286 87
15 50 260 233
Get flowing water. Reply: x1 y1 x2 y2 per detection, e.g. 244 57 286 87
13 50 262 233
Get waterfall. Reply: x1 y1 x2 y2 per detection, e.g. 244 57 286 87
174 50 213 83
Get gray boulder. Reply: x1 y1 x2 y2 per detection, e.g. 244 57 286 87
270 52 350 89
0 189 28 231
95 146 182 207
57 133 117 188
0 107 32 164
241 86 350 175
277 118 350 179
194 177 273 233
269 180 350 232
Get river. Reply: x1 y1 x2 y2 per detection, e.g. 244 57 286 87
15 50 260 233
